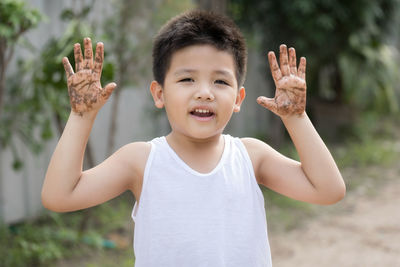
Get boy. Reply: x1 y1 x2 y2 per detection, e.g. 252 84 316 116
42 10 345 266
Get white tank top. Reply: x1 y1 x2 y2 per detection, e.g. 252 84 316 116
131 135 272 267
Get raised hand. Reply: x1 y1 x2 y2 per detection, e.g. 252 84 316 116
62 37 116 116
257 44 306 117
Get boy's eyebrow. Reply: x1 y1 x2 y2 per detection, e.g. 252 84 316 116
214 70 235 80
173 69 196 76
173 68 235 80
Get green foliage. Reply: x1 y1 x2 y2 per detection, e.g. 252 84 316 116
0 4 113 170
340 44 400 113
0 222 64 266
0 0 42 42
0 194 134 266
229 0 400 110
334 112 399 168
0 0 43 170
231 0 396 60
336 138 397 168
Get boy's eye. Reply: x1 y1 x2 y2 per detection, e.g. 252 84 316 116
179 78 194 83
215 80 229 86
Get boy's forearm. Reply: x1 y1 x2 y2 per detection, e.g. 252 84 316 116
42 111 97 210
281 112 345 203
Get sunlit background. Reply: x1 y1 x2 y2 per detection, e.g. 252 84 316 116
1 0 400 266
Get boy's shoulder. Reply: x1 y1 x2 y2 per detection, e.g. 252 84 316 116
115 141 151 196
240 137 275 176
117 141 152 171
240 137 271 152
121 140 152 156
121 140 151 151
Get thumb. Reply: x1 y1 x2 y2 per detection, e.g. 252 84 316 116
257 96 277 114
101 82 117 100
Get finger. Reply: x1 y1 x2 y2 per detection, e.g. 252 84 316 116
74 43 83 71
257 96 278 114
268 51 282 83
279 44 290 76
83 37 93 69
298 57 306 80
101 82 117 101
288 47 297 76
62 57 74 79
93 42 104 76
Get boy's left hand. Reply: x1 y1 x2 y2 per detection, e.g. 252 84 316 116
257 44 306 117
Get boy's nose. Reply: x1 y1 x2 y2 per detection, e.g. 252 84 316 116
194 85 215 101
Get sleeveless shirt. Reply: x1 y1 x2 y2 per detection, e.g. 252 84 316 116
131 135 272 266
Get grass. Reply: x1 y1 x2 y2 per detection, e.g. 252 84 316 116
0 193 136 267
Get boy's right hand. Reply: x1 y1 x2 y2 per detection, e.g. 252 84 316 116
62 37 116 116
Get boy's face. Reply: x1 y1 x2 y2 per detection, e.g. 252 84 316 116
150 44 245 140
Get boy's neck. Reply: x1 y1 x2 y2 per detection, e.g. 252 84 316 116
166 131 222 150
165 132 225 173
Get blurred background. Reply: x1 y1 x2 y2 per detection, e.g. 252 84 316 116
1 0 400 266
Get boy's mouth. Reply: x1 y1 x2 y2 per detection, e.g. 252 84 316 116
190 108 215 118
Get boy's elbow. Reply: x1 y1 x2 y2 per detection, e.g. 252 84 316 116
334 179 347 202
41 191 57 212
41 190 68 213
321 182 346 205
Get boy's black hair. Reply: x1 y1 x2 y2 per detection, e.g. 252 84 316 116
152 10 247 88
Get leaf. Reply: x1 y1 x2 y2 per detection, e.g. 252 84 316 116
60 9 74 21
12 158 23 170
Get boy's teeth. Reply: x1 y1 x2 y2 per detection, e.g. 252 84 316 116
195 109 209 113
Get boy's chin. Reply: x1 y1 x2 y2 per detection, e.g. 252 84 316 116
174 128 225 141
192 128 226 140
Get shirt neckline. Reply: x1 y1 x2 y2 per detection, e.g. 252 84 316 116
161 135 230 177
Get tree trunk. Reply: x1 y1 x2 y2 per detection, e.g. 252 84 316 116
0 63 5 119
0 42 14 119
268 114 285 148
105 0 131 157
106 85 121 156
332 63 343 103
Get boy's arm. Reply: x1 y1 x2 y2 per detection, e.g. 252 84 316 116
41 38 149 212
243 45 345 205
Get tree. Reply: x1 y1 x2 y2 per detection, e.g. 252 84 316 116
229 0 400 142
0 0 41 118
230 0 399 105
0 0 42 168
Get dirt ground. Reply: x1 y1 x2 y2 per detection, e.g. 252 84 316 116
269 167 400 267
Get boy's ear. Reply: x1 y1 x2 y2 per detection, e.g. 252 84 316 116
150 81 164 108
233 87 246 112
